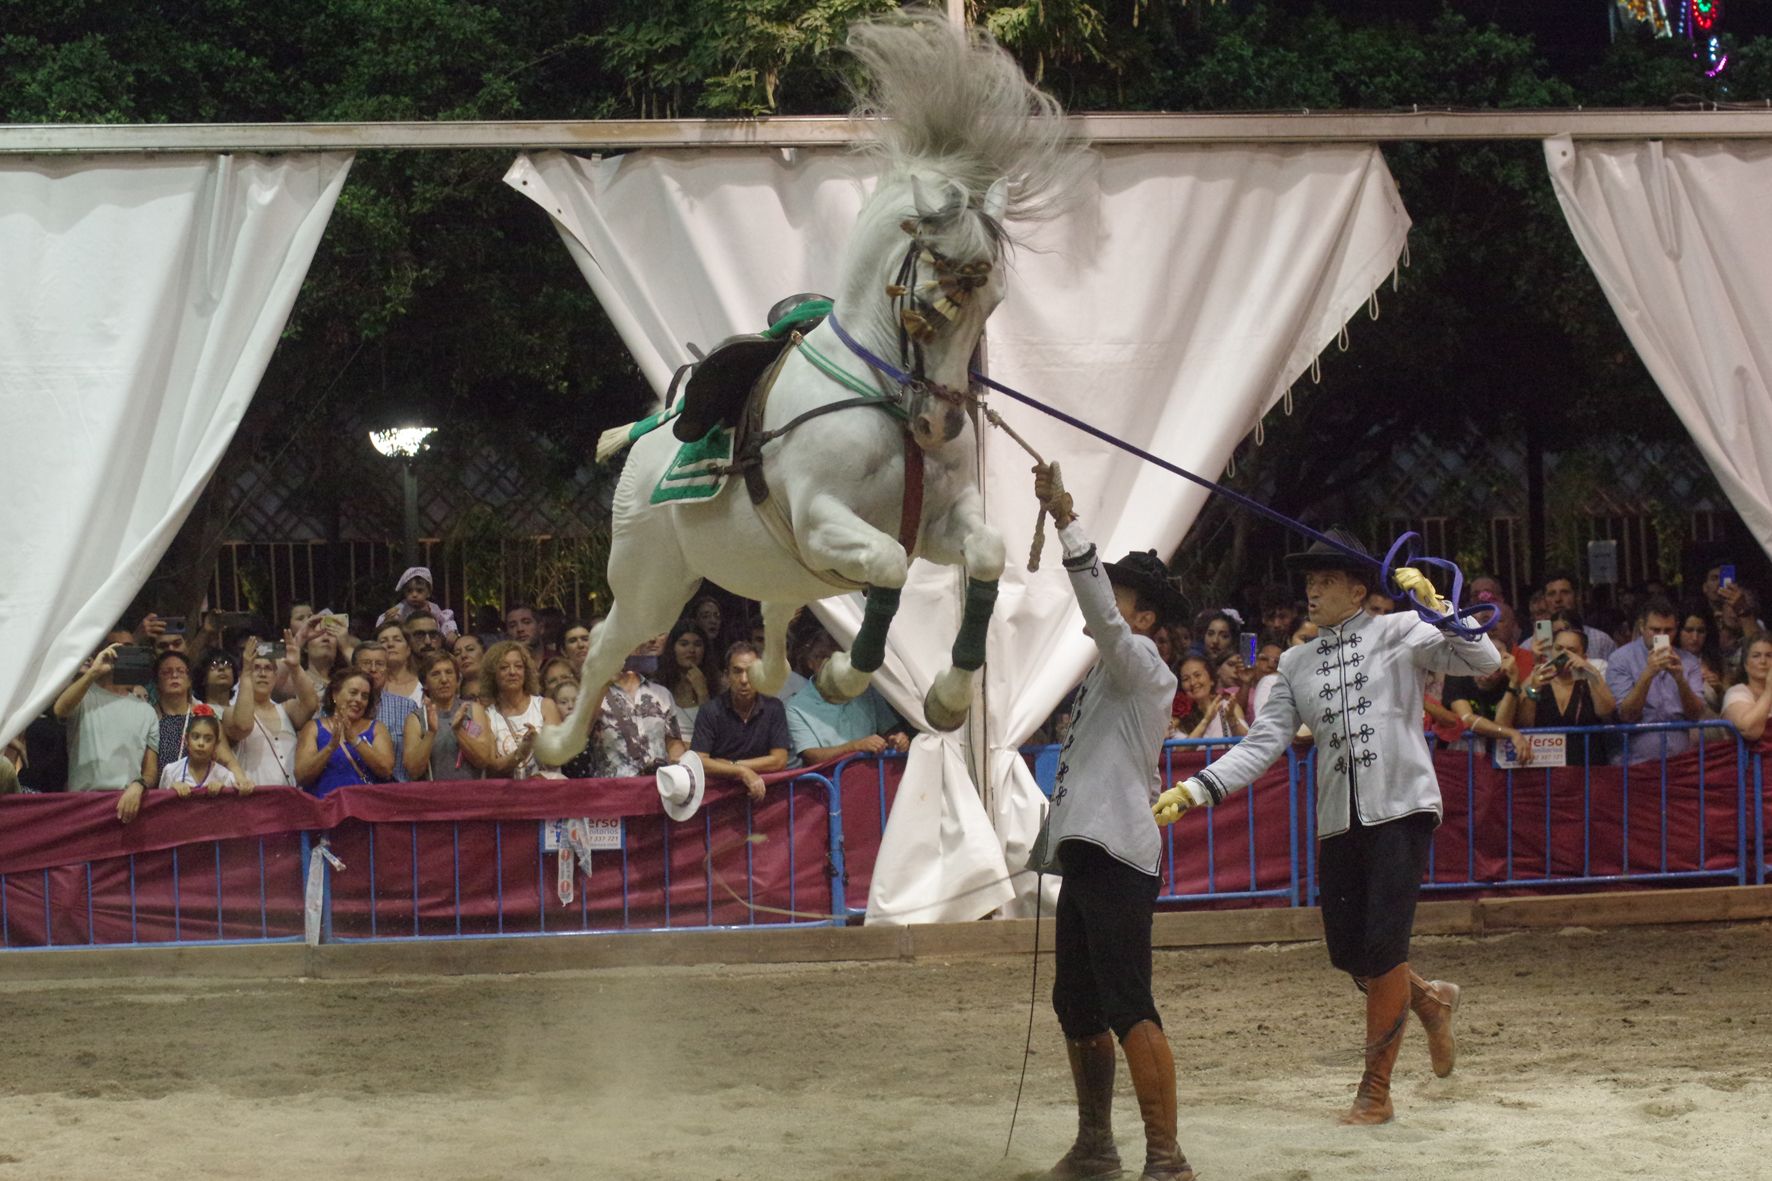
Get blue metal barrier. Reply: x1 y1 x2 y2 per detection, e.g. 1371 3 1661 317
0 772 848 951
0 834 310 952
314 771 848 943
1756 750 1768 887
3 731 1767 951
827 749 908 921
1414 720 1748 894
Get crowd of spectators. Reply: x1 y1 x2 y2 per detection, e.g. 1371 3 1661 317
1035 558 1770 768
6 557 1772 817
1 566 921 821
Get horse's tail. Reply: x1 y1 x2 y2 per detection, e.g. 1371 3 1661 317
845 9 1089 223
597 406 683 464
596 421 640 464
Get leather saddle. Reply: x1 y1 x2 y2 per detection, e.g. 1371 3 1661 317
670 293 832 443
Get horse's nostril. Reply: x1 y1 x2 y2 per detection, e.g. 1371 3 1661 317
945 408 964 440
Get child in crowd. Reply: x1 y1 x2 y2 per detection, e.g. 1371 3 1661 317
375 567 459 641
550 680 579 718
158 706 242 798
540 657 577 700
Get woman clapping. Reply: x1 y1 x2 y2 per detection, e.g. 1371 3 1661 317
295 669 395 797
1722 636 1772 743
1171 655 1247 740
403 651 491 781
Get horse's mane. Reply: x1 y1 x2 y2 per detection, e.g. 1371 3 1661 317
845 10 1090 231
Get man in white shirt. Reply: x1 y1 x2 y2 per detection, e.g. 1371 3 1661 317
53 634 159 823
1034 465 1193 1181
1156 530 1497 1126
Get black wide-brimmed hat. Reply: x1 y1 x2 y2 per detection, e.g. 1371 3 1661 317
1282 527 1377 578
1103 550 1188 624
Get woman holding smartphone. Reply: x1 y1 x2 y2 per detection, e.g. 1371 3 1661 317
1676 601 1727 711
1516 627 1616 765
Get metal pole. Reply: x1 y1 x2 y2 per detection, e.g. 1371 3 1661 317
402 462 420 570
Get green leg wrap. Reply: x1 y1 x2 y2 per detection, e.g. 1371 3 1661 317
950 577 999 672
850 585 902 674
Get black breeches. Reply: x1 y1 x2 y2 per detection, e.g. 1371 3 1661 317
1050 839 1162 1041
1317 811 1436 979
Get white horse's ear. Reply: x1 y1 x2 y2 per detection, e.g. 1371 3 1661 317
982 177 1010 222
909 174 938 221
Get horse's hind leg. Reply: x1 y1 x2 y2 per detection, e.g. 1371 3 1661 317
750 600 803 699
534 545 700 768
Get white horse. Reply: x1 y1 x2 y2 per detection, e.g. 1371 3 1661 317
537 12 1089 768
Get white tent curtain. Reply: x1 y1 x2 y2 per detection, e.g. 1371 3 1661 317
1544 136 1772 561
0 153 353 750
507 143 1408 922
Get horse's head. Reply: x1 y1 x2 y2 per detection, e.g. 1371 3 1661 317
847 171 1011 450
836 12 1091 449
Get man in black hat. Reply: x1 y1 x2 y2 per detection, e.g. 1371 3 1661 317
1032 464 1193 1181
1154 528 1497 1126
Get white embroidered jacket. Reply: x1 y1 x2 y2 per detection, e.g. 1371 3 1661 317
1194 609 1499 838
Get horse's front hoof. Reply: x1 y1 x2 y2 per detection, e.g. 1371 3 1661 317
815 655 869 705
923 682 968 732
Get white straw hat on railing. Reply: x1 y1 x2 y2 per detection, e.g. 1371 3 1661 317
656 751 707 822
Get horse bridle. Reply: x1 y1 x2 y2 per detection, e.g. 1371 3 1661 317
822 221 996 415
889 222 993 347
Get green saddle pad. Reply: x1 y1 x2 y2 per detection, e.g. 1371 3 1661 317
650 425 734 504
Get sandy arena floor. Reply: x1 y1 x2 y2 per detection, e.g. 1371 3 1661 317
2 922 1770 1180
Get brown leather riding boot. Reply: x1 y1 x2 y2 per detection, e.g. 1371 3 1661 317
1041 1032 1122 1181
1341 963 1410 1126
1409 970 1460 1078
1119 1021 1195 1181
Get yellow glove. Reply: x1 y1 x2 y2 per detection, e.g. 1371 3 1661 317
1391 565 1449 615
1153 777 1207 826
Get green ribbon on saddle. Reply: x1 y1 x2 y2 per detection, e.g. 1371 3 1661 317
762 299 832 339
641 298 891 504
650 423 734 504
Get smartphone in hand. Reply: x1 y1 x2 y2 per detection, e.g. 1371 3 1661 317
110 645 155 687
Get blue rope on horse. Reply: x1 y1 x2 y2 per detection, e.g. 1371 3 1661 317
825 311 1494 637
827 311 918 388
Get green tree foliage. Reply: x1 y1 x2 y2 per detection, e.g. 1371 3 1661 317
592 0 899 115
7 1 1770 619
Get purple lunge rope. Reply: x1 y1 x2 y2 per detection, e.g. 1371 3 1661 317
824 311 1494 636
